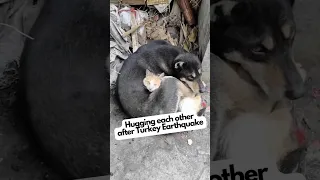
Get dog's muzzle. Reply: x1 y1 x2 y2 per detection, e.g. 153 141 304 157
277 50 306 100
197 78 206 93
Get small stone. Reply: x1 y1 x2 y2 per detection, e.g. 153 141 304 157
188 139 193 145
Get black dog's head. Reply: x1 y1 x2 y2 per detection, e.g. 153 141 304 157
211 0 306 100
173 53 205 93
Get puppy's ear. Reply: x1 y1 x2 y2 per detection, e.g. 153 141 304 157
174 61 185 70
159 72 165 78
146 69 153 76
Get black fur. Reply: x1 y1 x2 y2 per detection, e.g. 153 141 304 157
117 40 202 118
211 0 295 58
18 0 110 179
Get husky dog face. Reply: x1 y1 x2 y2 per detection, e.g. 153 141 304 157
173 53 205 93
211 0 305 100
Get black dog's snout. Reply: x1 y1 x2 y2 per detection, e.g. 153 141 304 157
197 79 206 93
285 85 306 100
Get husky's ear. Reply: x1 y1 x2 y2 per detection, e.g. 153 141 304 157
174 61 185 70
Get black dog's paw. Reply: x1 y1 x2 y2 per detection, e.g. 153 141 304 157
278 147 307 174
197 107 207 116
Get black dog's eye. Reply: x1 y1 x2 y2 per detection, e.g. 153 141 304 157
251 45 266 55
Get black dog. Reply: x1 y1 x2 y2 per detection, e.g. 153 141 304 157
18 0 110 179
117 40 204 118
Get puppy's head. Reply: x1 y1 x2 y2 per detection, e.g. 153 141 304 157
211 0 306 100
173 53 205 93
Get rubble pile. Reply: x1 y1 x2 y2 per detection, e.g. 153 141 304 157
109 0 202 89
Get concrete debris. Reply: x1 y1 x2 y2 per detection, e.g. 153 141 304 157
109 0 201 87
153 0 173 13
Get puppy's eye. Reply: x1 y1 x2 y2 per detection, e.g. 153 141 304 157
251 45 266 55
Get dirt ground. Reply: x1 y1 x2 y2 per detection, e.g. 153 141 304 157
0 0 320 180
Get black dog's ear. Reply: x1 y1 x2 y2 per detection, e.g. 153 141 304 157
211 1 251 25
211 1 239 19
230 1 252 23
174 61 185 70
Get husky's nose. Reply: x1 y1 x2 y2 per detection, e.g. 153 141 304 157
285 85 306 100
198 79 206 93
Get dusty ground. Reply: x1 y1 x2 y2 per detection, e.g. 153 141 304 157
0 0 320 180
109 93 210 180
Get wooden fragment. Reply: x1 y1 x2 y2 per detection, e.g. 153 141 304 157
110 0 120 4
123 23 144 37
177 0 195 25
131 12 139 52
121 0 146 5
147 0 169 5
